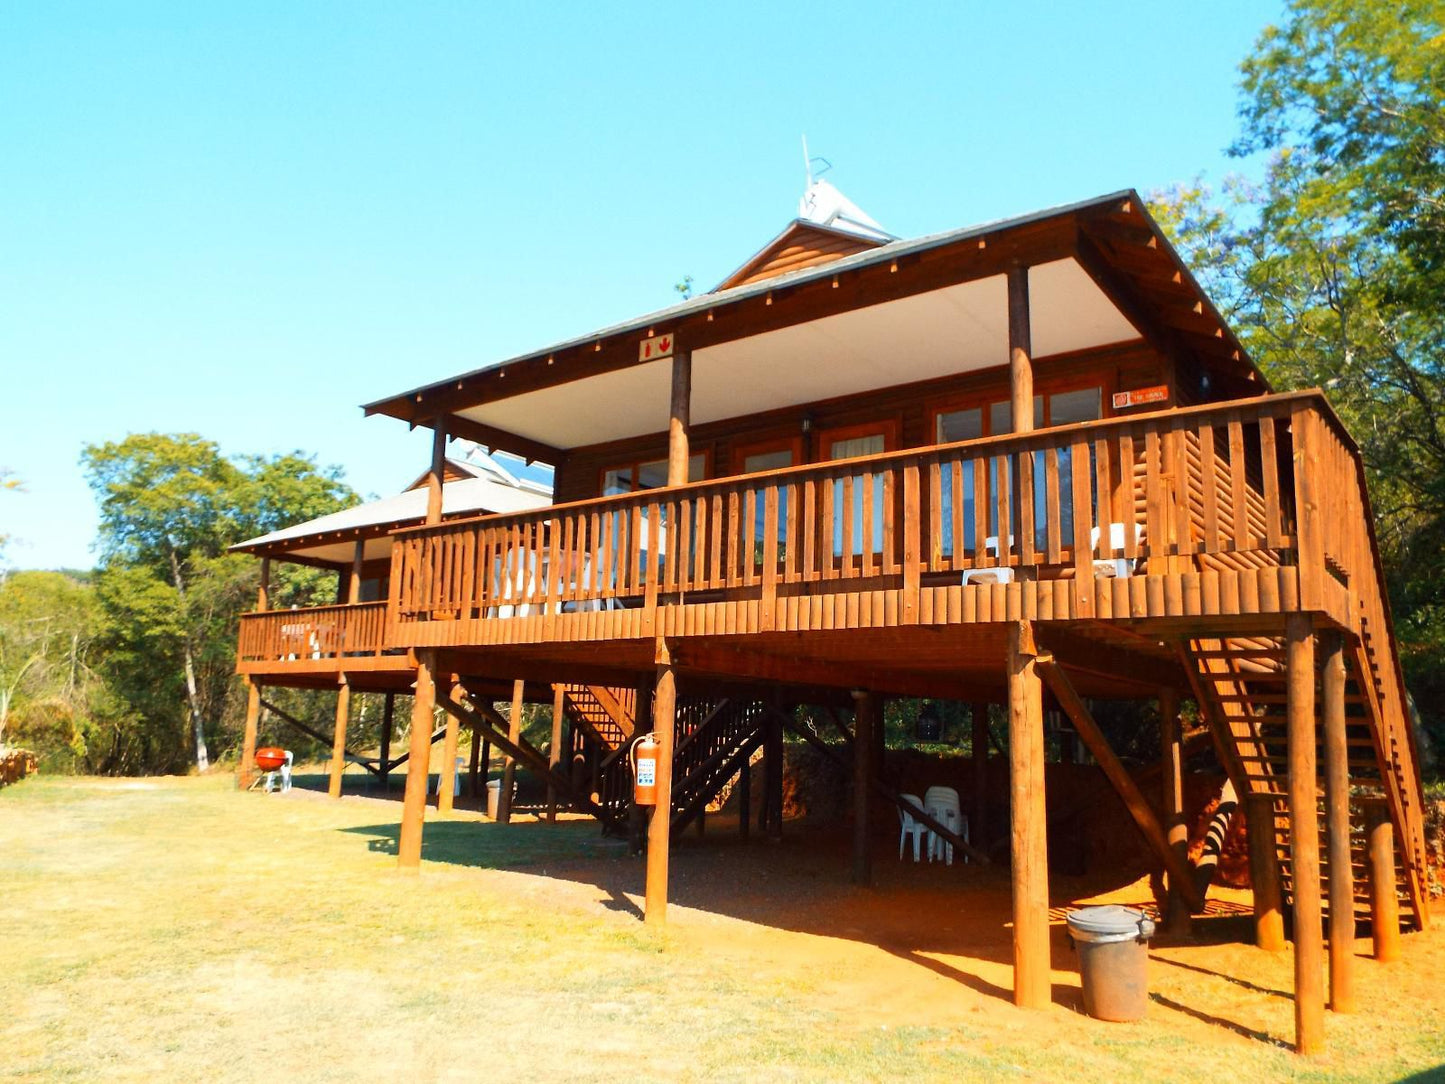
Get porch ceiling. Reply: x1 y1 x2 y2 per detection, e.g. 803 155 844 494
451 257 1139 451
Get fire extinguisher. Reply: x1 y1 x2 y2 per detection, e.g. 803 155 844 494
631 732 659 806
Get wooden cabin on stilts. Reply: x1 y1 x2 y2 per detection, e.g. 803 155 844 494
233 180 1430 1056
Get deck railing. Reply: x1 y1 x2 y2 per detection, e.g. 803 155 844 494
388 392 1315 628
237 601 390 664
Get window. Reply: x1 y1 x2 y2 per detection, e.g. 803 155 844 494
602 454 705 496
819 422 896 558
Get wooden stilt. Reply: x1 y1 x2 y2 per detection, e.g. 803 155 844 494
480 738 492 811
328 677 351 799
467 722 482 802
426 424 446 525
1246 792 1287 951
1286 613 1324 1055
1007 265 1034 433
498 679 525 824
738 757 751 840
768 709 784 840
379 692 395 791
852 690 875 885
645 638 677 925
1007 620 1050 1010
547 685 565 823
971 702 989 851
1159 686 1192 932
437 685 462 813
398 651 438 870
239 677 261 790
1322 633 1355 1013
1363 797 1401 962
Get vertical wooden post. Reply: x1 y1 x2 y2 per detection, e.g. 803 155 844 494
480 738 492 811
466 722 482 802
667 350 691 486
646 637 677 925
1286 613 1324 1055
971 702 989 849
348 540 364 605
547 684 565 823
426 423 447 525
1364 798 1401 962
257 557 271 612
1160 687 1191 932
239 677 261 790
437 685 463 813
1007 620 1050 1009
498 679 525 824
768 710 785 841
328 677 351 799
738 757 751 841
398 650 438 870
852 691 875 886
1246 792 1287 952
379 692 395 791
1007 266 1034 434
1322 633 1355 1012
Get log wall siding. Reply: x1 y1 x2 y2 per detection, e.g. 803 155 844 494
721 224 885 290
552 341 1170 506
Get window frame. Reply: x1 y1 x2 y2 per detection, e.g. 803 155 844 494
597 448 712 496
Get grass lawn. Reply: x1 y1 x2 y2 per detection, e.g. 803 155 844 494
2 774 1443 1083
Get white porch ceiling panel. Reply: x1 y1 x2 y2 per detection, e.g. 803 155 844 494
456 258 1138 451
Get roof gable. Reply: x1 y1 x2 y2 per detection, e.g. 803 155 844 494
714 220 887 292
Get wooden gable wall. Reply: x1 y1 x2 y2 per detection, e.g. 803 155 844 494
716 222 886 291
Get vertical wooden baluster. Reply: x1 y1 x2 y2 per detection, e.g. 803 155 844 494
902 464 920 623
1228 415 1250 551
950 459 965 571
882 469 897 575
1018 444 1035 567
928 461 942 569
1094 435 1112 564
972 455 988 566
1044 446 1062 565
802 479 817 581
761 487 779 630
862 471 876 578
841 473 855 578
1145 428 1166 564
1071 435 1094 616
1118 432 1138 562
784 482 798 584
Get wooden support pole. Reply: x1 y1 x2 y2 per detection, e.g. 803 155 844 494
398 650 438 870
1038 659 1204 912
238 677 261 790
738 757 751 841
348 540 364 605
1322 633 1355 1013
437 685 463 813
1364 797 1401 962
467 722 482 802
426 423 446 525
667 350 691 486
328 677 351 799
645 638 677 925
1160 686 1192 932
379 692 395 790
498 679 525 824
1286 613 1324 1055
1007 265 1034 434
852 691 875 886
547 684 565 823
257 557 270 612
768 709 784 840
1246 792 1287 951
971 702 989 849
1008 621 1051 1009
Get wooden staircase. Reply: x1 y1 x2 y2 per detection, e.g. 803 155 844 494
1182 630 1429 931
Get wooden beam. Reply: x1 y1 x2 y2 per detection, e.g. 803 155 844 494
1322 633 1355 1013
437 684 463 813
647 637 678 925
1007 265 1034 433
1286 613 1324 1055
1007 621 1051 1009
328 677 351 799
852 691 875 885
1074 227 1198 382
1160 687 1191 932
441 412 565 467
667 350 691 487
426 424 447 525
398 651 439 870
1363 797 1401 963
238 678 261 791
498 679 525 824
547 684 565 823
1245 792 1287 951
1037 660 1205 913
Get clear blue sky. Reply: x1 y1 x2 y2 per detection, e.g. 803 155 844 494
0 1 1280 570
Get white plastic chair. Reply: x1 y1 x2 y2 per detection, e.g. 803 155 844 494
1090 522 1145 579
898 793 928 862
963 535 1016 586
264 751 294 794
431 756 465 797
923 785 966 866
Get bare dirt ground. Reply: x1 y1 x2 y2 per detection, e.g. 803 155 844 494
4 773 1444 1083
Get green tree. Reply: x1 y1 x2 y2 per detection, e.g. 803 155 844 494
82 435 353 772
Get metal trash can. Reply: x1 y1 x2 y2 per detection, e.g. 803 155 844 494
1066 905 1156 1022
485 779 502 819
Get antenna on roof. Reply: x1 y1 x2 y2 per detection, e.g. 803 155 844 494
801 134 830 188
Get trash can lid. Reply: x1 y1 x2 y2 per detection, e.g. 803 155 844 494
1066 905 1155 939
